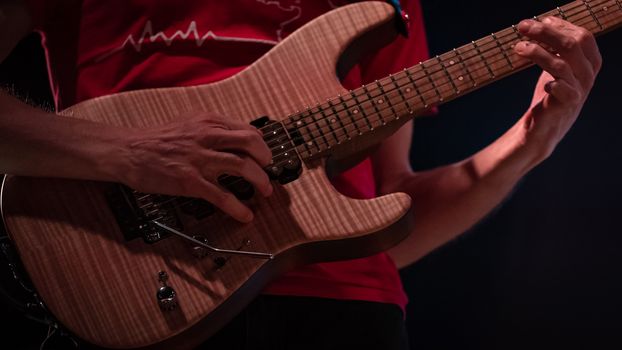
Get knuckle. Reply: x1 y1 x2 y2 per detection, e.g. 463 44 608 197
560 37 577 50
551 59 568 73
576 29 593 44
238 158 254 175
224 153 245 168
568 88 583 103
203 130 225 147
241 131 261 147
531 24 544 36
578 27 592 38
214 189 236 205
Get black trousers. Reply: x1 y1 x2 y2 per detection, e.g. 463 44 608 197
199 295 409 350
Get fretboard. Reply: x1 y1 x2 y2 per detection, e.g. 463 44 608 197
284 0 622 160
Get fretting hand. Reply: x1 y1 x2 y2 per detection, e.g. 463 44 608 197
513 16 602 162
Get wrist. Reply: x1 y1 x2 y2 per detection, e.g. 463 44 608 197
471 116 544 184
93 125 137 185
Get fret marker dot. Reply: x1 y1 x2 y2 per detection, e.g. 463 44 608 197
405 88 412 93
377 99 384 104
353 109 359 114
604 6 608 11
296 121 302 126
449 60 455 65
331 118 336 123
307 141 313 146
458 76 464 81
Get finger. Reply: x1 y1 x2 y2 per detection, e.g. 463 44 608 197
544 79 583 105
517 18 595 84
518 17 601 72
514 41 576 83
544 16 601 72
208 129 272 167
215 153 273 197
220 118 263 134
196 180 255 223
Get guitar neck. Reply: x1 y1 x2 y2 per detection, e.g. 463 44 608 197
285 0 622 160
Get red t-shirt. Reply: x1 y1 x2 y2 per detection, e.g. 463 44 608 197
26 0 431 312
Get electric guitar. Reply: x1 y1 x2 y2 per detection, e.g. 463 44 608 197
1 1 620 349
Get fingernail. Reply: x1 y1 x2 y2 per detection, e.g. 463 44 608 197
518 20 534 33
514 41 529 53
542 16 554 24
244 211 254 223
544 81 554 93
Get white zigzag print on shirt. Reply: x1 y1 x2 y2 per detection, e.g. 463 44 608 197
95 1 339 62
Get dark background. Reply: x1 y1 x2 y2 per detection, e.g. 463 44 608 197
1 0 621 349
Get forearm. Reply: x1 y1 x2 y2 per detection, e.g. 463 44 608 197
386 116 539 268
0 91 128 182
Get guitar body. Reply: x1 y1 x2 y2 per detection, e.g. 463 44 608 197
0 2 413 349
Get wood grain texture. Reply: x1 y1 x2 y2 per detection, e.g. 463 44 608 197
1 2 413 349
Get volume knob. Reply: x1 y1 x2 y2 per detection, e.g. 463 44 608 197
156 270 178 311
157 285 178 311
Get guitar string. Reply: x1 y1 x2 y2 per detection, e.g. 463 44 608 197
148 3 615 210
159 4 616 211
274 0 617 151
259 2 616 159
144 2 617 209
257 0 611 145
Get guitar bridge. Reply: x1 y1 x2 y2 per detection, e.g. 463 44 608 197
106 185 182 244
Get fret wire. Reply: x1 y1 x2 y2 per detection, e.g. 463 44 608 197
404 68 428 108
375 80 394 124
284 2 612 149
557 6 568 20
286 116 310 155
264 4 615 163
302 11 616 154
296 0 596 135
602 0 622 19
350 90 374 132
363 84 384 126
309 107 331 151
510 24 522 41
336 94 355 140
319 102 340 145
584 0 604 29
436 55 459 94
301 8 600 152
472 40 495 78
301 109 320 154
420 61 444 103
390 73 411 115
453 48 476 87
491 32 514 69
325 98 346 144
341 93 362 137
317 105 339 148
